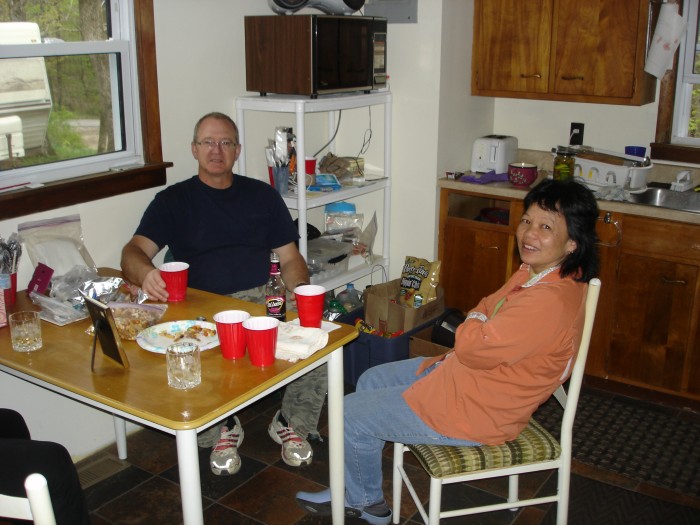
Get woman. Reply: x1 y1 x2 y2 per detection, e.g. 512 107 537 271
296 179 600 525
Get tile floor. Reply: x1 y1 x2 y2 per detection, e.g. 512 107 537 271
73 387 700 525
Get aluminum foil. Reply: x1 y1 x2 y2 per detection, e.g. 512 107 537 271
78 276 147 306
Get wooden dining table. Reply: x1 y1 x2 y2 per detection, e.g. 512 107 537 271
0 280 358 524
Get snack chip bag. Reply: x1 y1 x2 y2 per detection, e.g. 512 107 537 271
399 256 441 308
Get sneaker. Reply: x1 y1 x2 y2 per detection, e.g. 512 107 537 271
296 488 392 525
267 409 313 467
209 416 244 476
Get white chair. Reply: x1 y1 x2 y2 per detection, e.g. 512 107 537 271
392 278 601 525
0 473 57 525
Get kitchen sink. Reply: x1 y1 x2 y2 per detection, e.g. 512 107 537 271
626 187 700 214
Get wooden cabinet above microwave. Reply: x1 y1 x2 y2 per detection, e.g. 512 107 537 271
471 0 657 106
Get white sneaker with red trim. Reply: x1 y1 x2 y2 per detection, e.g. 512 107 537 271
209 416 244 475
267 409 313 467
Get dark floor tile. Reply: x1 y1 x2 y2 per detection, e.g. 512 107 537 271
203 502 263 524
219 465 323 525
94 476 207 525
83 465 152 511
105 426 178 475
160 445 269 501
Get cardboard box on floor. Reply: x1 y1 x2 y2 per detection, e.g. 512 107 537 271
410 326 451 358
364 279 445 334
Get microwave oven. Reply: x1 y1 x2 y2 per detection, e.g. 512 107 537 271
244 15 387 97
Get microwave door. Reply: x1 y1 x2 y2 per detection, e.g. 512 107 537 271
337 20 370 88
316 18 341 91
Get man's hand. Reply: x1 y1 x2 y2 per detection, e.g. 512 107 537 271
141 267 169 302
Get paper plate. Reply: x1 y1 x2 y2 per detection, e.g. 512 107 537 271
136 320 219 353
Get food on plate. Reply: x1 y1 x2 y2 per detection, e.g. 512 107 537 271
160 324 217 342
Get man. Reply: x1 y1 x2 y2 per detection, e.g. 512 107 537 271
121 112 325 475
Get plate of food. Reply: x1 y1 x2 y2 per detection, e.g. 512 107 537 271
136 320 219 353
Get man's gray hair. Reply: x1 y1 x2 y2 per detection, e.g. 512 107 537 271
192 112 239 143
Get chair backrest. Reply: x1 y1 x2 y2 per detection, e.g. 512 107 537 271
0 473 57 525
557 278 601 440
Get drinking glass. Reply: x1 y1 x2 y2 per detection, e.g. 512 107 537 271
166 342 201 389
9 311 43 352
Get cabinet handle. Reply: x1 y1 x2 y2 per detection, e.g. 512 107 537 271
561 75 585 81
519 73 542 79
662 276 687 285
479 244 500 250
596 212 622 247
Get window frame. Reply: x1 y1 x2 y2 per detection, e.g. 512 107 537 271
0 0 170 221
650 0 700 163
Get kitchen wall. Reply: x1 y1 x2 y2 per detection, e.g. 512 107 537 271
0 0 675 457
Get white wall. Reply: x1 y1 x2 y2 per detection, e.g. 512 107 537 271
0 0 669 457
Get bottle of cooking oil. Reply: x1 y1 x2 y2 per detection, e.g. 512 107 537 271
553 147 575 181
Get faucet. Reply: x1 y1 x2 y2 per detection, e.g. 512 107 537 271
605 171 617 185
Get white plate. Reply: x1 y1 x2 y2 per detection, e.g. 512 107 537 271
136 320 219 353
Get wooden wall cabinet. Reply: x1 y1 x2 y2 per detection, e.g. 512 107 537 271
438 184 700 403
472 0 656 105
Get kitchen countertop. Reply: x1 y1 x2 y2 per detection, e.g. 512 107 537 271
438 177 700 226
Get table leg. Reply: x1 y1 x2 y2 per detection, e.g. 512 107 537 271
176 429 203 525
327 347 345 524
112 415 127 459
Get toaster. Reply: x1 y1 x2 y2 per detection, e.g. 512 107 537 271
471 135 518 173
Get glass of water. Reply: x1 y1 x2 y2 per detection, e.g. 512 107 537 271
166 342 201 390
9 311 43 352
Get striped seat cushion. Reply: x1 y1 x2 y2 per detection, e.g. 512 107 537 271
406 419 561 478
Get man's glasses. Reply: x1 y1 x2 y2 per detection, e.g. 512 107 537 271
195 140 238 151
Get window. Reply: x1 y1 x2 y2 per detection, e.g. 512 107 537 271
671 0 700 145
652 0 700 163
0 0 168 220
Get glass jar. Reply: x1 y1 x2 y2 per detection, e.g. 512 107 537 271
553 147 575 181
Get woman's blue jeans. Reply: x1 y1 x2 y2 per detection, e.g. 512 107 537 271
344 357 480 508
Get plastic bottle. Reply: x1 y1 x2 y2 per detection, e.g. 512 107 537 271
337 283 363 313
265 252 286 321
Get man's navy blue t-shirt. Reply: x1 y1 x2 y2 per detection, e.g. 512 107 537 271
135 175 299 295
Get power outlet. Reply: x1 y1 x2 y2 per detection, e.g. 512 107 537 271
570 122 584 146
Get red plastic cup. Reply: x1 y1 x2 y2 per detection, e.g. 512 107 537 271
294 284 326 328
244 316 279 367
2 272 17 309
159 262 189 302
214 310 250 359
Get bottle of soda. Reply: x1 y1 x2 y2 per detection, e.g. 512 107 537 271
265 252 286 321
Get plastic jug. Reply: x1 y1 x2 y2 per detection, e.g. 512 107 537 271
337 283 363 313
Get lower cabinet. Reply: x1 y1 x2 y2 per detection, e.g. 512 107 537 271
607 253 697 391
443 217 512 313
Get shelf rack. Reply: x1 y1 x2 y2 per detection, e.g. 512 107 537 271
235 91 392 290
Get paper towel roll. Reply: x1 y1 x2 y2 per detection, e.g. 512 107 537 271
645 3 687 79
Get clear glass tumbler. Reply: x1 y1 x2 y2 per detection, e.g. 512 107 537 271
166 342 201 389
9 311 43 352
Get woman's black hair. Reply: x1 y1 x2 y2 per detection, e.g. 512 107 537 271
523 179 600 282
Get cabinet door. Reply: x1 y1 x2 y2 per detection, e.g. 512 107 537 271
551 0 642 98
607 253 698 391
442 217 512 313
472 0 553 94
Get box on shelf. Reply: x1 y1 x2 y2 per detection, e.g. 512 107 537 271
306 237 354 284
364 279 445 334
337 308 439 386
409 326 451 359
